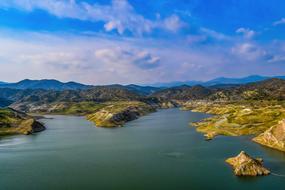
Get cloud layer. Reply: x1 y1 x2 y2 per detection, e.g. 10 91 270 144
0 0 186 35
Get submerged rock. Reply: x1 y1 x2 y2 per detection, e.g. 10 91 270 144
226 151 270 176
253 120 285 152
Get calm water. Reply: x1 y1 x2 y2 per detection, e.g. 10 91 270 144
0 109 285 190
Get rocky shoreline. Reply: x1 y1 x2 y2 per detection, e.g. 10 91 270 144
180 100 285 156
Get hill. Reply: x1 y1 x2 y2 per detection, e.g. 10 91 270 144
0 98 13 107
0 79 92 90
8 85 146 112
209 78 285 101
125 84 162 95
151 78 285 101
0 108 45 136
150 85 212 100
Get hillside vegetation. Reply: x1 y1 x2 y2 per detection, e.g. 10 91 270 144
183 101 285 140
0 108 45 136
87 101 155 127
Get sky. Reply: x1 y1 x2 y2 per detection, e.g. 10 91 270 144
0 0 284 85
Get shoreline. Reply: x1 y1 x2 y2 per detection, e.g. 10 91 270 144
181 100 285 152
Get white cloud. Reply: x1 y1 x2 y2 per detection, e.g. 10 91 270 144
200 28 230 41
231 43 267 61
94 48 160 69
267 55 285 63
236 28 256 39
162 14 186 33
273 18 285 26
0 0 186 35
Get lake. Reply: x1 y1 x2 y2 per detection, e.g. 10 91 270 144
0 108 285 190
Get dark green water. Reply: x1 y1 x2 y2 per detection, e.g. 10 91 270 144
0 109 285 190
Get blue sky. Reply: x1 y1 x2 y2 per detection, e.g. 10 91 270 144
0 0 284 84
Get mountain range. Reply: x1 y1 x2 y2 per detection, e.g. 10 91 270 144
148 75 285 87
0 79 92 91
0 75 284 93
0 78 284 112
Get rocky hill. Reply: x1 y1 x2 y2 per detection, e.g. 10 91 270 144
0 108 45 136
253 120 285 152
209 78 285 101
150 85 212 100
86 101 156 127
226 151 270 176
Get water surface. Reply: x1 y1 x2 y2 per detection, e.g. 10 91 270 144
0 109 285 190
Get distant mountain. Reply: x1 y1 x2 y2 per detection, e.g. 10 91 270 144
125 84 162 95
0 82 7 85
150 85 212 100
0 79 92 90
147 75 285 87
150 78 285 101
203 75 269 86
0 98 12 107
148 81 201 88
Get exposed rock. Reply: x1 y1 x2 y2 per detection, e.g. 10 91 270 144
160 101 178 109
18 119 45 135
253 120 285 152
226 151 270 176
204 132 217 141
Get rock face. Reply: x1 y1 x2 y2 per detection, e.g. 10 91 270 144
226 151 270 176
19 119 45 135
253 120 285 152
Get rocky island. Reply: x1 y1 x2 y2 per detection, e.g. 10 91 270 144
0 108 45 136
226 151 270 176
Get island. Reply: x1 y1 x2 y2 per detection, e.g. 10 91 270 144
226 151 270 176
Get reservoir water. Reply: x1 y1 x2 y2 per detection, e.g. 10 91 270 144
0 108 285 190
